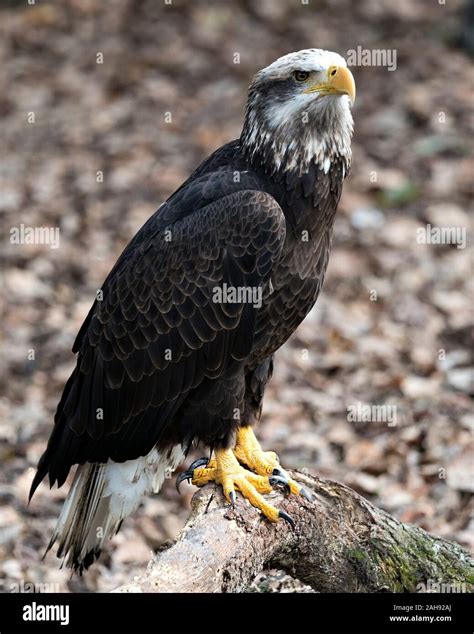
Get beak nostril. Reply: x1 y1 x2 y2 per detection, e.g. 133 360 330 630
330 68 337 77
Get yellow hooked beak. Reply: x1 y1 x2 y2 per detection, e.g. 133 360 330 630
304 65 356 105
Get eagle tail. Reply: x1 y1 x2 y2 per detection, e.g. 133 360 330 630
46 446 185 573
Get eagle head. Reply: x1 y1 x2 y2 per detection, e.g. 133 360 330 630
241 49 355 176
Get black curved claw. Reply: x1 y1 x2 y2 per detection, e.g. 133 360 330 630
176 471 192 494
269 475 291 495
278 510 295 528
189 457 210 471
176 457 210 493
228 490 237 507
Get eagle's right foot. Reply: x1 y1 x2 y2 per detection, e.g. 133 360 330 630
177 448 295 526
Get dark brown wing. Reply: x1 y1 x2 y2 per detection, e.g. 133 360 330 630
31 187 285 494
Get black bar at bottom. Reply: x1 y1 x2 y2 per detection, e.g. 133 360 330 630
0 592 471 634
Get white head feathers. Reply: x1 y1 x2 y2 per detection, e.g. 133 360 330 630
241 49 354 176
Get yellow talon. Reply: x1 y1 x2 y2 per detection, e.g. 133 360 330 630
191 465 217 487
234 426 279 475
234 427 304 497
191 447 280 522
182 427 310 525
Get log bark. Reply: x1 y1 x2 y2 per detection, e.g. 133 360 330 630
115 471 473 593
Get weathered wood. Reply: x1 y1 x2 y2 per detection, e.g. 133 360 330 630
115 471 474 593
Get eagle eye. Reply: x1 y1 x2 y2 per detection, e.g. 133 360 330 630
294 70 310 82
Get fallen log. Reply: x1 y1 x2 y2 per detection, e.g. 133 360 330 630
115 470 473 593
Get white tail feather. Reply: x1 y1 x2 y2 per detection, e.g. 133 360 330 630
48 445 185 572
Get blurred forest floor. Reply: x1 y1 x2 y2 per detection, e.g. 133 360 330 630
0 0 472 592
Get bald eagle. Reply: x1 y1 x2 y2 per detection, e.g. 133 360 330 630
30 49 355 572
